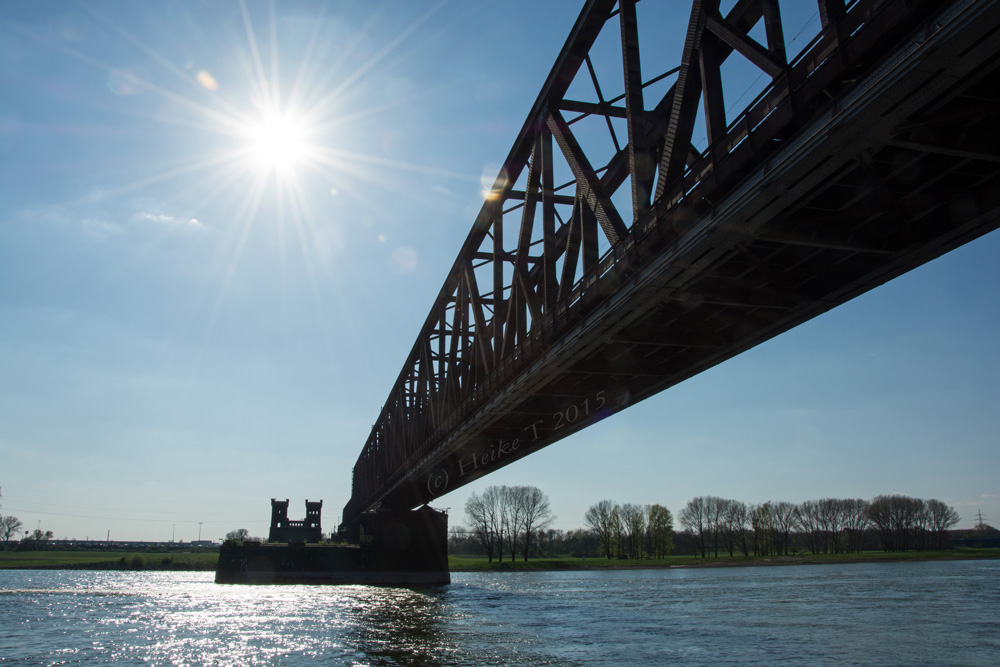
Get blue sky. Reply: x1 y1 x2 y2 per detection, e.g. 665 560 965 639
1 1 997 543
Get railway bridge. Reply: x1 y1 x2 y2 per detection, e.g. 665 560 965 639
341 0 1000 530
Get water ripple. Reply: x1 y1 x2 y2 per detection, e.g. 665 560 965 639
0 561 997 665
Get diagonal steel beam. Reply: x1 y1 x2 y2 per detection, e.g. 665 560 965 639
656 0 716 199
547 109 629 245
706 14 784 78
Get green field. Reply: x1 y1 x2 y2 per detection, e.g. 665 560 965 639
449 548 1000 572
4 548 996 573
0 550 219 570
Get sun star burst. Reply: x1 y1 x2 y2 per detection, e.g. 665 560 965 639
247 112 309 173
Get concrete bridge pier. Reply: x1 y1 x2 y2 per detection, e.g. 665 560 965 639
353 506 450 585
216 505 449 586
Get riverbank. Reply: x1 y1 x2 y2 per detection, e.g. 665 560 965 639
4 547 997 573
0 550 218 571
448 547 1000 572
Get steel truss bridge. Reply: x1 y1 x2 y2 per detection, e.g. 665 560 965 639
342 0 1000 527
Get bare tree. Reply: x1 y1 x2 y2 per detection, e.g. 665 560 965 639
728 501 751 556
866 495 893 551
465 491 499 562
703 497 727 558
224 528 250 544
894 495 925 552
0 515 23 544
610 504 624 558
750 503 774 556
646 504 675 558
717 499 740 557
619 503 646 559
867 494 924 552
796 500 823 554
679 497 710 558
585 500 618 559
818 498 847 554
483 486 509 562
770 501 798 555
842 499 870 553
518 486 554 561
498 486 525 560
925 499 960 549
717 498 755 557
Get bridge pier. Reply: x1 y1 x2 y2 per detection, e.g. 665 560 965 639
354 506 450 585
216 506 449 586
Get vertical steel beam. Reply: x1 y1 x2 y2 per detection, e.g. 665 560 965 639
582 196 599 273
559 197 583 300
464 263 493 373
699 30 728 149
620 0 654 221
492 205 505 364
440 325 451 407
517 142 543 325
761 0 787 65
541 124 559 310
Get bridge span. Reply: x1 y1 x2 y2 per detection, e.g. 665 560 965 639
342 0 1000 528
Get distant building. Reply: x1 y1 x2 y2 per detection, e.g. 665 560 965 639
269 498 323 543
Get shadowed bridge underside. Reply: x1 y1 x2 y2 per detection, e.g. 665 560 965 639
343 0 1000 527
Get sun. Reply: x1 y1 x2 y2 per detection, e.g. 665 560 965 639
246 112 309 173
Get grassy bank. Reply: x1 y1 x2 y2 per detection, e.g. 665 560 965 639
0 550 219 571
449 548 1000 572
5 547 996 573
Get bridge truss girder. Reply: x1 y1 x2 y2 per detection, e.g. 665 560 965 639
343 0 1000 527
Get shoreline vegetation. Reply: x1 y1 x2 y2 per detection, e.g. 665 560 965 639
448 548 1000 572
0 551 218 571
1 548 997 573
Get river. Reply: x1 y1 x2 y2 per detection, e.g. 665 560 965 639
1 559 997 665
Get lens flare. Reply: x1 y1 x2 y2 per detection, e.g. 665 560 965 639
480 164 508 201
107 68 141 96
196 70 219 92
391 246 417 272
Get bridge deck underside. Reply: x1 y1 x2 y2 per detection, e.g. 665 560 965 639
346 0 1000 522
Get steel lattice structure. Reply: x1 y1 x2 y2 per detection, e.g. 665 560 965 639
343 0 1000 527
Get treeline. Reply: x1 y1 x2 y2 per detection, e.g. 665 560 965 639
464 485 554 562
454 491 967 560
457 494 675 560
678 494 961 557
0 513 56 551
584 500 675 559
450 525 606 559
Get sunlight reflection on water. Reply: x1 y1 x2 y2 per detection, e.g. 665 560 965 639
1 561 998 665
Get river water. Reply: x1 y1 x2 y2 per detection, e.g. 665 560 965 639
1 559 997 666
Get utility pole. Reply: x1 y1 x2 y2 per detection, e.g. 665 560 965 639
172 524 175 543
